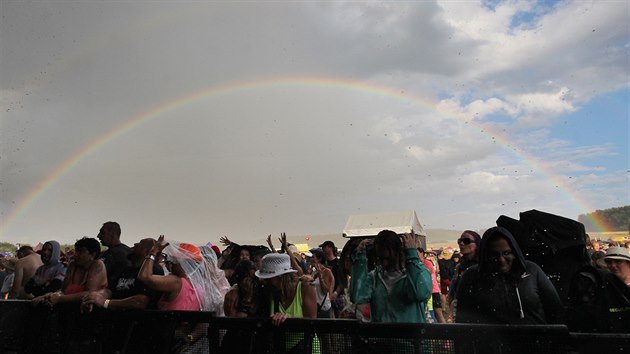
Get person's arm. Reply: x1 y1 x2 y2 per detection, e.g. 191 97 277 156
448 264 461 299
218 243 236 270
266 235 277 253
138 235 182 295
279 233 304 276
401 233 432 302
453 268 478 323
85 259 108 290
9 260 25 299
300 278 317 319
289 257 304 276
315 263 334 295
350 239 374 304
223 285 240 317
331 263 346 300
219 236 232 247
109 295 150 309
83 290 150 311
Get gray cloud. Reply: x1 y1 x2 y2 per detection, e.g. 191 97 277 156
1 1 627 246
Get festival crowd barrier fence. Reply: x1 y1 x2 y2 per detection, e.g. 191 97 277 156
1 300 628 354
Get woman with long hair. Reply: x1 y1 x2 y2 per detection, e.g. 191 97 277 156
254 253 316 352
255 253 316 324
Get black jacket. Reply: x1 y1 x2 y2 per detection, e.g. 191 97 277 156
568 265 630 333
455 227 563 324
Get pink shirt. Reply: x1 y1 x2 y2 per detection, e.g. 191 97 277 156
423 259 440 294
158 278 201 311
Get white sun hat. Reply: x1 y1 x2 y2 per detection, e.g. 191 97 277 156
604 246 630 262
255 253 297 279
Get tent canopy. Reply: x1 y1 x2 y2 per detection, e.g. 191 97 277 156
342 210 427 238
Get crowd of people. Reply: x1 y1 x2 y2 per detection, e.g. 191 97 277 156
0 221 629 353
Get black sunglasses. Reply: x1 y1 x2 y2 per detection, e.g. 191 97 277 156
457 238 474 245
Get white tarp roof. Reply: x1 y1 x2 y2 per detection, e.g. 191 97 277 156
342 210 427 237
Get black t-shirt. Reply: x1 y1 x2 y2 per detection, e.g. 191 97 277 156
326 258 343 290
112 264 163 309
100 244 132 291
438 258 455 281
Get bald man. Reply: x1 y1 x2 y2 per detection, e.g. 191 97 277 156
10 246 43 299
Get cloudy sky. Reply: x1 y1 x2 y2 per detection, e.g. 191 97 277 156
1 0 628 247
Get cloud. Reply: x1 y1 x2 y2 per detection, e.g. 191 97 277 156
0 1 627 245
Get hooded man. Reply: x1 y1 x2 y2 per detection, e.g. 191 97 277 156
24 241 66 297
455 227 563 325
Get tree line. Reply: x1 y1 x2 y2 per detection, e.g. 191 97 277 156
578 205 630 232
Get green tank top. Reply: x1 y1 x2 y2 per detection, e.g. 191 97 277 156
272 281 304 317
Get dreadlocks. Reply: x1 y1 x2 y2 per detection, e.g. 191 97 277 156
374 230 406 272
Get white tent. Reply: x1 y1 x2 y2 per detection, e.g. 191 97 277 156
342 210 427 249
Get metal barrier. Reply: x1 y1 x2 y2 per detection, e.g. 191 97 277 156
1 300 628 354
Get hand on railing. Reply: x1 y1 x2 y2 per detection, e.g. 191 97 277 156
81 291 107 313
31 293 53 307
270 312 289 326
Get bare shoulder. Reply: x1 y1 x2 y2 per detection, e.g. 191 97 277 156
90 259 107 272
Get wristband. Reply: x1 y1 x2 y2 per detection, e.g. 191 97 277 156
103 299 110 309
145 254 156 261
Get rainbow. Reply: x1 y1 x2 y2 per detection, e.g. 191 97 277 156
0 76 616 236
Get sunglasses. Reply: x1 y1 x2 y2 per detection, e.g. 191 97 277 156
457 238 474 245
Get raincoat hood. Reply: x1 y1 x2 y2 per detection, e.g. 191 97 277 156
45 240 62 265
478 227 527 276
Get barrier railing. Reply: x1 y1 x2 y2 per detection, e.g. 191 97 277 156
1 300 628 354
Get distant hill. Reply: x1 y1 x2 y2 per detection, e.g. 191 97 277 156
578 205 630 232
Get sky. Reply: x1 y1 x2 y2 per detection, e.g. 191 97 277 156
1 0 628 247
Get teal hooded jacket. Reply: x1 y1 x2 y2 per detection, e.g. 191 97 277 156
350 248 432 323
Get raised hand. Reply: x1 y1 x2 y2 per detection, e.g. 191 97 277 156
266 234 276 252
402 231 418 249
149 235 169 256
313 262 324 274
278 232 289 253
357 238 373 252
219 236 232 247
